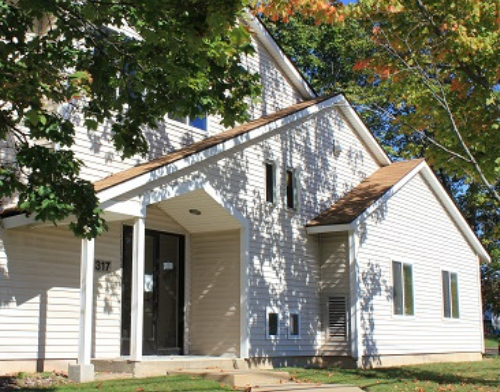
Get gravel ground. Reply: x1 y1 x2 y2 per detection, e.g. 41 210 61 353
0 371 73 391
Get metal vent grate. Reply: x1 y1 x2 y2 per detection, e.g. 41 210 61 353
328 296 347 340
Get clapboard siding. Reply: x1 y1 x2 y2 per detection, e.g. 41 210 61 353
151 106 379 357
356 173 483 357
67 33 306 183
319 233 351 356
190 230 240 357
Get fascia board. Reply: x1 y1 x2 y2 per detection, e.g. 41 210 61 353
97 95 343 203
418 164 490 263
334 95 392 167
243 13 317 99
305 223 353 234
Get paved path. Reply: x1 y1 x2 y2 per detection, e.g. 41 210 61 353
252 384 363 392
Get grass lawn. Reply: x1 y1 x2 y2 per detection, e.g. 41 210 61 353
6 358 500 392
5 375 233 392
485 335 499 349
284 356 500 392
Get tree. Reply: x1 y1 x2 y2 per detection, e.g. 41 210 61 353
482 261 500 316
0 0 261 238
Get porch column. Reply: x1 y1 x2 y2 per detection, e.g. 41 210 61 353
130 217 145 361
69 238 95 383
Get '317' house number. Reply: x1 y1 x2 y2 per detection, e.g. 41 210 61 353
95 260 111 272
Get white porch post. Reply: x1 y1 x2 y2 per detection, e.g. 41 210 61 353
69 238 95 382
130 217 145 361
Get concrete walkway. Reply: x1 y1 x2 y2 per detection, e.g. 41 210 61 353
252 384 363 392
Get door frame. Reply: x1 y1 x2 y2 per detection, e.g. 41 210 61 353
120 225 186 356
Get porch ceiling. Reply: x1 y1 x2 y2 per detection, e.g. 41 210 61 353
156 189 240 234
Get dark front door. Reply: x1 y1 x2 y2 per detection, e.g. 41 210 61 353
121 226 185 356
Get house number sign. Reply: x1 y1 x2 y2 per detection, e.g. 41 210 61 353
95 260 111 272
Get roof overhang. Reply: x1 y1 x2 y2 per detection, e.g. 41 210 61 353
306 160 490 263
243 13 317 99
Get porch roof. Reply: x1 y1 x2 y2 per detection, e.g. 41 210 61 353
306 159 424 227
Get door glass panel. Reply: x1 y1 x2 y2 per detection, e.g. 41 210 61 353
157 234 180 354
142 234 155 355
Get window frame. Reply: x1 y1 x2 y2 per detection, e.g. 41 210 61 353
442 270 460 320
167 113 208 132
285 167 299 210
287 309 301 339
392 260 415 317
266 306 280 339
264 161 277 204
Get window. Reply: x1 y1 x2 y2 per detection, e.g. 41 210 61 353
265 162 276 203
392 261 414 316
442 271 459 319
266 309 279 338
327 296 347 340
286 169 297 209
288 311 300 339
170 115 207 131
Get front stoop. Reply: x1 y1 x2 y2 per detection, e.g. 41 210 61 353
167 369 291 388
93 357 245 378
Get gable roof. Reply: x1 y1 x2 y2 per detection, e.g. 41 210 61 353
306 159 490 262
244 13 317 99
307 159 424 227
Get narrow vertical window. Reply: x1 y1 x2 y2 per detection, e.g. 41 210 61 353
265 163 275 203
392 261 414 316
286 169 295 209
289 312 300 338
267 312 279 337
442 271 459 319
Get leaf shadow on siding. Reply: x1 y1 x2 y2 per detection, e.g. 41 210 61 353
358 257 392 368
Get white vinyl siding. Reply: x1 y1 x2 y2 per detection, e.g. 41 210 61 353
319 232 351 356
356 173 483 357
190 230 240 357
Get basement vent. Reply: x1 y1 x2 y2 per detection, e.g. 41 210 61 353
328 296 347 340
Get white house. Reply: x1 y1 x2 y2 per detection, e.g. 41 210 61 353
0 14 489 379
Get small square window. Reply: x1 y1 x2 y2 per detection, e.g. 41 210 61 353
268 312 279 337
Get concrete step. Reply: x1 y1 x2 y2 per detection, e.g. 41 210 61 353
93 357 246 377
252 384 364 392
166 369 291 388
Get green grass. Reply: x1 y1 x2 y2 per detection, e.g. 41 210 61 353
282 357 500 392
485 335 499 349
11 375 233 392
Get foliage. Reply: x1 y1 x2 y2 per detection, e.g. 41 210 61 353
266 0 500 264
0 0 260 238
283 357 500 392
482 260 500 315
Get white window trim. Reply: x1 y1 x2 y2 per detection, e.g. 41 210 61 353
287 309 301 339
166 114 208 133
266 306 280 339
285 166 300 211
264 161 278 205
441 269 460 321
391 260 416 318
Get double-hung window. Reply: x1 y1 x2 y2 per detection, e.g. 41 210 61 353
392 261 414 316
442 271 459 319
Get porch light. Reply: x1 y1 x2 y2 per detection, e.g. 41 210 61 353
189 208 201 216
